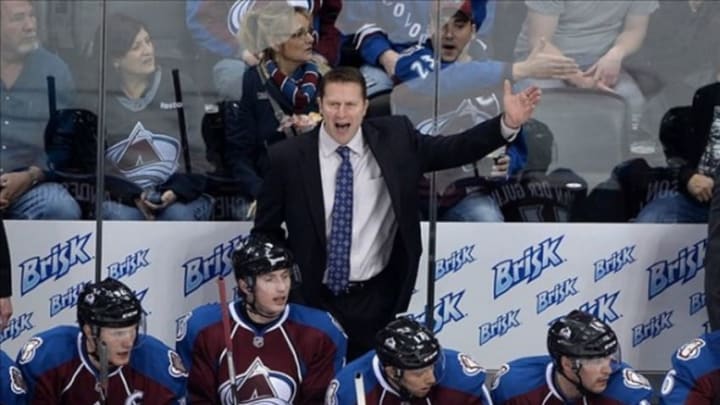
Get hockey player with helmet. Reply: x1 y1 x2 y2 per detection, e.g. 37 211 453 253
16 278 187 404
659 329 720 404
491 309 653 404
176 235 347 404
326 317 492 404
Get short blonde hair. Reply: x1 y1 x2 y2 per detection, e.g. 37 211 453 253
237 2 310 56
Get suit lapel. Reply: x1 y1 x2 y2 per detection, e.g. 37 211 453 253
298 130 327 246
363 124 403 215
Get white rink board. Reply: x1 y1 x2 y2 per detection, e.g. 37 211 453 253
2 221 707 372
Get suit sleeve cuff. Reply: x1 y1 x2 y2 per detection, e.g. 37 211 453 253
500 114 520 142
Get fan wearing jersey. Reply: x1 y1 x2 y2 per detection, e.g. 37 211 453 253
491 309 653 405
16 278 187 404
176 235 347 404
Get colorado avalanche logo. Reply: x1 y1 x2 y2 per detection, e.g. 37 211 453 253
18 337 43 364
458 353 484 376
219 357 297 404
228 0 314 36
168 350 188 378
105 121 180 189
176 312 192 342
413 95 501 192
10 366 27 394
415 96 499 136
676 338 706 361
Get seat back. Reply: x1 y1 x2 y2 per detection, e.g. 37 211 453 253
531 88 630 189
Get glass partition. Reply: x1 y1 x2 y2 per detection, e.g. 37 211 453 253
2 0 718 224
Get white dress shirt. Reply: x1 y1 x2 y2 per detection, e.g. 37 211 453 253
319 124 396 282
317 117 519 282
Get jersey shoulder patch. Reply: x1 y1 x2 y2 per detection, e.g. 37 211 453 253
676 338 706 361
622 368 652 390
9 365 27 395
457 352 485 376
18 337 43 365
168 350 188 378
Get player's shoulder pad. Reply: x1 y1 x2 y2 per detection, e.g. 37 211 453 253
17 325 79 375
491 355 550 398
444 349 488 378
605 363 653 402
674 333 718 363
440 349 488 396
132 335 188 390
287 303 348 343
328 351 376 405
669 333 720 379
176 303 222 344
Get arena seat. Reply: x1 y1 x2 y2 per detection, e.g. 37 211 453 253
531 88 631 190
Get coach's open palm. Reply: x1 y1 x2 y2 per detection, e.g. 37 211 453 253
502 80 541 129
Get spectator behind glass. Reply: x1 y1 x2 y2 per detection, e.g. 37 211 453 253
513 0 658 153
0 0 81 220
632 0 720 139
636 82 720 223
97 14 213 221
186 0 341 100
392 0 578 222
222 2 324 218
337 0 496 98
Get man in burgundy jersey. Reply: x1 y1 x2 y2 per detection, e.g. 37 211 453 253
17 278 187 404
176 236 347 404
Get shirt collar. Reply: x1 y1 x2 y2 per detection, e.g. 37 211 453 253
319 122 366 158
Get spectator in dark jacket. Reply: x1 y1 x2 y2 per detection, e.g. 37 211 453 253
223 2 324 216
636 82 720 223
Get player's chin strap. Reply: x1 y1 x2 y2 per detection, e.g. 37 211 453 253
555 360 593 404
244 291 282 321
384 368 416 402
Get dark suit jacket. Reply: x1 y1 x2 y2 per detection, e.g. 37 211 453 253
0 220 11 298
253 114 508 315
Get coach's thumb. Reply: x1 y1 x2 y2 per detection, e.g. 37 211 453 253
504 79 513 96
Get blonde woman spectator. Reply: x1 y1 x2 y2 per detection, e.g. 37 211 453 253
222 2 324 215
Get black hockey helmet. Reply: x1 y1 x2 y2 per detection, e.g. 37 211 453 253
77 278 143 329
375 317 441 370
547 309 618 363
232 235 301 288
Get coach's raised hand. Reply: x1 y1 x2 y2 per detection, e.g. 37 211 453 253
502 80 542 129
